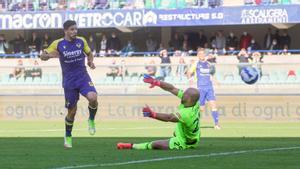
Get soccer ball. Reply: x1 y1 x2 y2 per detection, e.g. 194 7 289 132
240 66 260 85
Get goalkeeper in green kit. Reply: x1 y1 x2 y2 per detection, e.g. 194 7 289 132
117 74 201 150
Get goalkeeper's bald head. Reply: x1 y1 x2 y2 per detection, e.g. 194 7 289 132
182 88 200 107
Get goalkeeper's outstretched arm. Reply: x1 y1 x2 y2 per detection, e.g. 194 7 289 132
143 74 179 96
159 81 179 97
143 105 179 123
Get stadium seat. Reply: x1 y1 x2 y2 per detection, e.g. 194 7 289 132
49 74 59 85
41 74 50 85
223 74 234 84
96 78 106 85
259 75 270 85
114 76 123 84
104 76 114 85
129 76 140 85
33 77 42 84
0 74 10 85
24 77 33 85
286 76 297 84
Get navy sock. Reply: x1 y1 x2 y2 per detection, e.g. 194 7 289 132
211 111 219 125
65 117 74 137
88 105 97 121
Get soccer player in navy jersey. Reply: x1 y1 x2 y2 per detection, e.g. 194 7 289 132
188 48 220 129
40 20 98 148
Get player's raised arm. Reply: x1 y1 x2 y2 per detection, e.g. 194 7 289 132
143 74 179 96
142 105 179 123
40 40 60 61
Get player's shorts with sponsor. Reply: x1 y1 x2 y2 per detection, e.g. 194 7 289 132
198 87 216 106
169 136 200 150
64 74 97 109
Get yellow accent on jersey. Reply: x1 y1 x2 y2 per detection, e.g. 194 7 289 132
77 36 91 54
44 38 63 53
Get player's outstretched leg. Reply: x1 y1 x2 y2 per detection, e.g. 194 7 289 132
117 140 170 150
86 92 98 135
64 105 77 148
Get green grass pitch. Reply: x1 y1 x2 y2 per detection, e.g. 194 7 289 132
0 121 299 169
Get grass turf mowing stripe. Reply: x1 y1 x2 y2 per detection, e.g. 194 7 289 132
51 146 300 169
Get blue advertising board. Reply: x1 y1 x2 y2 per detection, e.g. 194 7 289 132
0 5 299 30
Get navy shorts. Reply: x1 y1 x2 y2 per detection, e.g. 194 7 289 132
199 88 216 106
64 77 97 109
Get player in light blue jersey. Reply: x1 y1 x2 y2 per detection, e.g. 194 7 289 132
40 20 98 148
188 48 220 129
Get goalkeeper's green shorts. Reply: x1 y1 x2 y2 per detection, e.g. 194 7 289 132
169 137 199 150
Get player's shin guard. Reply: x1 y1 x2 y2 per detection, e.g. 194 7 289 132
88 105 97 121
211 110 219 125
65 117 74 137
132 142 153 150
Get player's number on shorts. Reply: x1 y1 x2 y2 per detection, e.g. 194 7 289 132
192 118 199 133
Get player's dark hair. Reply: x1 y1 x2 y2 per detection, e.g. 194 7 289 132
63 20 77 30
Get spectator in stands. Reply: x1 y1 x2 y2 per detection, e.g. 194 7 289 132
169 32 182 51
198 30 208 48
159 49 171 78
107 32 121 56
106 59 120 79
0 34 9 54
181 41 190 53
118 59 129 78
274 29 281 44
182 33 191 50
26 60 42 80
237 48 250 74
9 59 24 80
212 31 226 55
280 30 291 49
209 0 223 8
39 0 49 10
41 33 52 50
244 0 255 5
157 43 165 53
226 32 238 54
121 40 135 57
0 1 6 12
280 45 291 55
240 32 252 50
28 32 41 57
176 57 188 79
10 33 26 54
247 38 261 52
146 34 157 53
94 0 109 9
145 60 157 77
264 28 274 50
99 34 108 57
87 35 96 55
195 0 206 7
268 39 280 51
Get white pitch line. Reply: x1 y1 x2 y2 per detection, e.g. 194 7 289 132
51 146 300 169
0 126 173 133
0 126 300 133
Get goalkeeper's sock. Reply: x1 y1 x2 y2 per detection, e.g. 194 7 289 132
65 117 74 137
211 110 219 125
132 142 153 150
88 105 97 121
